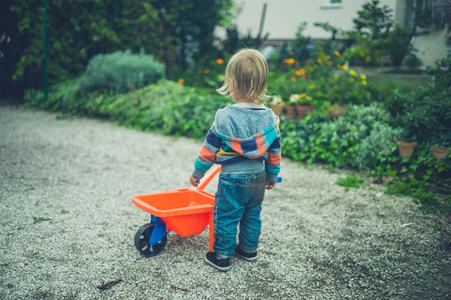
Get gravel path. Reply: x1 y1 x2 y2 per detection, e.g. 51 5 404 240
1 103 450 299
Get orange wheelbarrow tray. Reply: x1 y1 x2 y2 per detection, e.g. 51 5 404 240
132 166 221 257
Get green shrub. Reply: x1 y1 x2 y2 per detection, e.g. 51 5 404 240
25 75 450 214
354 123 403 170
25 80 230 140
337 174 365 190
427 57 451 92
384 85 451 147
380 58 451 149
26 82 86 114
77 51 165 93
172 55 226 89
280 103 397 168
386 178 451 214
104 81 230 139
385 25 416 66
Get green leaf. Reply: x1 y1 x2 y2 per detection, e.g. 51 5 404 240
33 217 51 224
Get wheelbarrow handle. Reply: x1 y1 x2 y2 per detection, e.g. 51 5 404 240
197 165 222 190
196 165 282 190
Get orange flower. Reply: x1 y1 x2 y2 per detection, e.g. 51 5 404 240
204 69 210 74
317 58 323 64
216 58 224 64
334 51 340 56
177 78 184 85
283 58 295 65
295 69 307 76
299 93 306 98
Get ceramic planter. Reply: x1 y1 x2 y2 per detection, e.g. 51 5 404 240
397 141 416 158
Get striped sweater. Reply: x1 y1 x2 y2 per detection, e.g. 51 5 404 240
192 103 281 183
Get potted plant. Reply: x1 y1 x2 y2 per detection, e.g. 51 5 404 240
397 141 417 159
284 94 298 118
291 93 314 119
269 95 284 116
431 145 451 162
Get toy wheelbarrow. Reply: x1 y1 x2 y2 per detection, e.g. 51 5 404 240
132 166 221 257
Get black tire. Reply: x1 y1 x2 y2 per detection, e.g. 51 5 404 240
134 223 167 257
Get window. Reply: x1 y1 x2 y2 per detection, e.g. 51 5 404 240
321 0 343 9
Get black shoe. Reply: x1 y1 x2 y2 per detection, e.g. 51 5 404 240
204 252 231 272
234 245 257 261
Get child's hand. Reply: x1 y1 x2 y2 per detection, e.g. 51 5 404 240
190 175 201 188
266 182 276 190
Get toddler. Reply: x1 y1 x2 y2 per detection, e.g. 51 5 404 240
189 49 281 271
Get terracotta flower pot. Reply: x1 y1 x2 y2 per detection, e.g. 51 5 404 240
431 146 451 162
296 105 314 119
285 105 297 118
397 141 417 158
269 103 284 116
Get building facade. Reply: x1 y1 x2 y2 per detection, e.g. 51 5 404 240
233 0 449 66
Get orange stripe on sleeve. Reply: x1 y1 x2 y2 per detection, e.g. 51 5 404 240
199 145 217 161
255 134 266 156
267 152 281 164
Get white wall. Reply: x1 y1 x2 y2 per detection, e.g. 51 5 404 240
234 0 404 40
412 26 449 67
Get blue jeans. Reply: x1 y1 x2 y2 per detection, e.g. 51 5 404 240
213 171 266 258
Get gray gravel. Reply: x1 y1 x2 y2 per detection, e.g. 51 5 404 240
1 103 450 299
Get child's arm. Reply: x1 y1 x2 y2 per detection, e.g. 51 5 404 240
266 182 276 190
189 175 201 188
265 135 281 184
190 125 222 184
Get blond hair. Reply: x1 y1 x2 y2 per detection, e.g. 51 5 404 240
217 49 269 104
